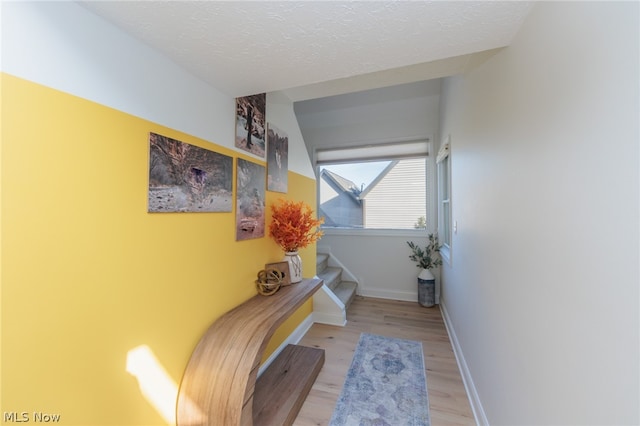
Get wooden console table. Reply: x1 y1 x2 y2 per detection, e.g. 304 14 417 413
177 278 324 426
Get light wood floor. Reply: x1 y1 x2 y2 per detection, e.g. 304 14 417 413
293 296 476 426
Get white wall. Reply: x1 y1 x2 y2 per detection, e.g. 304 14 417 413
319 232 440 302
438 2 639 425
267 92 316 178
296 79 441 302
1 1 313 178
295 79 440 154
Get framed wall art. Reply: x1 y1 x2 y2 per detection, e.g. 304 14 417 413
235 93 266 158
235 158 266 240
264 261 291 286
148 132 233 213
266 123 288 193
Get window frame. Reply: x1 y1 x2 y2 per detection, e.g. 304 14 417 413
314 139 434 234
437 136 452 265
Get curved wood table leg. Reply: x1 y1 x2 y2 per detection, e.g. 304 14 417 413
177 278 324 426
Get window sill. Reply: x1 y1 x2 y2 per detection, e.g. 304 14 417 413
321 227 432 238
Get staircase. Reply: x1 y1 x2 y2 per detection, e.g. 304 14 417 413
314 253 358 325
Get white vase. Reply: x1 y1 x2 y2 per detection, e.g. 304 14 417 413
284 251 303 284
418 268 434 281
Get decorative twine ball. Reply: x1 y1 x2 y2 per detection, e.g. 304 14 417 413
255 268 284 296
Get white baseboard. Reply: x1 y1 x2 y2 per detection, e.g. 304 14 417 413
439 299 488 426
358 288 440 305
257 313 315 377
359 288 417 302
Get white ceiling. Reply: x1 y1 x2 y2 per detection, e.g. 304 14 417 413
79 1 532 101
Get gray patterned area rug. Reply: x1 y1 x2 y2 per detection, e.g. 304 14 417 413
330 333 430 426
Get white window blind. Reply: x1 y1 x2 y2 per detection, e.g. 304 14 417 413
316 140 429 165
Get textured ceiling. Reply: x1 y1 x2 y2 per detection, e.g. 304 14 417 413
79 1 532 101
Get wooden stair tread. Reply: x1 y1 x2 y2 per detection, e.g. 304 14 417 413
318 266 342 290
334 281 358 308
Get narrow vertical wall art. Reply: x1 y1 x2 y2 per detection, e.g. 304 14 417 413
235 93 266 158
236 158 266 240
266 123 288 193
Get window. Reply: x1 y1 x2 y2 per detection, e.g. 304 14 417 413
316 140 430 231
437 137 451 264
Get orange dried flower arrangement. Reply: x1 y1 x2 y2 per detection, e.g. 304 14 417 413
269 199 324 252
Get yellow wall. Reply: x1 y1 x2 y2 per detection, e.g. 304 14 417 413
1 73 317 425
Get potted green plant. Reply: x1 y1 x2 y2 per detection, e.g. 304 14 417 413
407 233 442 307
